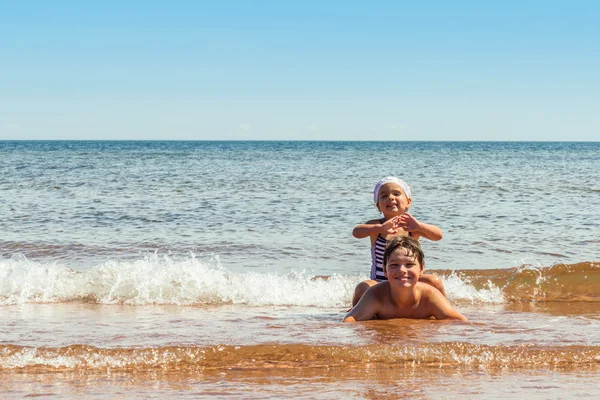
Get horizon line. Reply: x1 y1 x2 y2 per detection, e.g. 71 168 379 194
1 139 599 143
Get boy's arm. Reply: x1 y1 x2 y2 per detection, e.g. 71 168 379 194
342 289 380 322
352 218 397 239
397 213 443 241
426 290 468 321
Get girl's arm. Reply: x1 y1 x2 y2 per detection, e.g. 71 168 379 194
396 213 443 241
352 218 397 239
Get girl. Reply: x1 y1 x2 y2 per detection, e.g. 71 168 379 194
351 176 445 306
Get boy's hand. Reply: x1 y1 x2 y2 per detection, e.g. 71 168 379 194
395 213 421 232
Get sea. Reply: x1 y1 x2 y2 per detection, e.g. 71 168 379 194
1 140 599 399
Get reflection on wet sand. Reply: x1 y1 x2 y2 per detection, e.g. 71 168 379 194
2 366 600 399
345 318 456 345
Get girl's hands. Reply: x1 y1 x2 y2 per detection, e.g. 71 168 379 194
380 217 400 234
378 214 442 241
394 213 421 232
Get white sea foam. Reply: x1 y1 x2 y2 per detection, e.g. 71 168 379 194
443 272 505 304
0 254 84 305
0 253 503 307
0 253 360 307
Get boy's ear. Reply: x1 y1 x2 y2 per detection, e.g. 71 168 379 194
419 261 424 275
383 263 388 278
406 198 412 208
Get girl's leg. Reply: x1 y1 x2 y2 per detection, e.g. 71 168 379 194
351 279 379 307
419 274 446 297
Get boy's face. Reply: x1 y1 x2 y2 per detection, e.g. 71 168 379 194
384 247 423 286
376 182 412 216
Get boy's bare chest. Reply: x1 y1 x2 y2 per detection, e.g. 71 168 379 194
376 301 432 320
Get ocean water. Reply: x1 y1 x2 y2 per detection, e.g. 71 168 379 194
1 140 599 398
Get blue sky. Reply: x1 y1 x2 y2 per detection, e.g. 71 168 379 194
1 1 599 140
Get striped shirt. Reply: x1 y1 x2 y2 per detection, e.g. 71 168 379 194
370 235 388 281
370 232 413 282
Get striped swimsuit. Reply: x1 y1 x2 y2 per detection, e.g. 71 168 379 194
370 231 412 282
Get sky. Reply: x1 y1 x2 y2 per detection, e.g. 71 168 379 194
1 1 599 141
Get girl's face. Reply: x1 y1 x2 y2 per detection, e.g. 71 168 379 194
376 182 412 216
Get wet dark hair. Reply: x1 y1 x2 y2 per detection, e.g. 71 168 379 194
383 236 425 268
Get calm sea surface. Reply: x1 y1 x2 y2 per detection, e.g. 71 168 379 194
1 141 599 398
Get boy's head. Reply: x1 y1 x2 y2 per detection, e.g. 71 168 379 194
382 235 425 271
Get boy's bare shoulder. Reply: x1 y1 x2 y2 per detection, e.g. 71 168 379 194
365 281 390 300
417 282 444 300
417 283 467 320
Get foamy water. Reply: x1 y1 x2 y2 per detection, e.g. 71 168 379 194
0 253 510 307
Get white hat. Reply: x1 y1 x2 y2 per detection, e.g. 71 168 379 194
373 176 411 204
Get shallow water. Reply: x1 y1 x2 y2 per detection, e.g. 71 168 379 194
1 141 600 398
2 141 599 272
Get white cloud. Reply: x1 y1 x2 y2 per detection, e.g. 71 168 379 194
389 125 405 130
4 123 19 131
238 124 251 130
308 125 318 131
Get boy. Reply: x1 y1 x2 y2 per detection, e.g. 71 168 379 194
343 236 467 322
